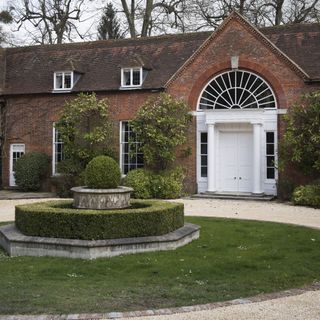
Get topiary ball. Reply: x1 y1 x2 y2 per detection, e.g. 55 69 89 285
85 156 121 189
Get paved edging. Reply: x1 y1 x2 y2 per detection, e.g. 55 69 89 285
0 282 319 320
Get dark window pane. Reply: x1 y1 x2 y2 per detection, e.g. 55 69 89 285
124 70 131 85
201 144 207 155
266 132 274 143
201 155 207 166
267 168 275 179
201 132 207 143
266 144 274 155
64 74 72 88
267 156 274 167
132 70 140 85
201 166 207 177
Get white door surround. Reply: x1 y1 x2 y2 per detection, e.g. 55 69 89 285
9 144 25 187
197 109 277 195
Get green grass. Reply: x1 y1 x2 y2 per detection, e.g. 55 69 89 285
0 217 319 315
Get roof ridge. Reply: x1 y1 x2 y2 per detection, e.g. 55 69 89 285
6 31 213 52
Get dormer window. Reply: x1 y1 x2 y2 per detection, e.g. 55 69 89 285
121 67 143 87
54 71 73 91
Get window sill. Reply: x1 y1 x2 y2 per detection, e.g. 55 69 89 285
119 86 142 90
52 89 72 93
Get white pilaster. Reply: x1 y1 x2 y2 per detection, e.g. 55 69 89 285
207 123 215 192
252 123 262 194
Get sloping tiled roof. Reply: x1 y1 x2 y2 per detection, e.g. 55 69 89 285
2 22 320 95
261 23 320 80
3 32 210 95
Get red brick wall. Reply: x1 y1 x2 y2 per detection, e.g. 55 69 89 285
2 91 159 189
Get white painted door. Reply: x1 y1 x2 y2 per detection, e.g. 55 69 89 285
9 144 25 187
218 132 253 193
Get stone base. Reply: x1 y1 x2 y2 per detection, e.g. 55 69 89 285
71 186 133 210
0 223 200 259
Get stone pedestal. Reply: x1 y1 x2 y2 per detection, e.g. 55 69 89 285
71 186 133 210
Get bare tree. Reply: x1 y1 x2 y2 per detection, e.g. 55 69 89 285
13 0 87 44
119 0 187 38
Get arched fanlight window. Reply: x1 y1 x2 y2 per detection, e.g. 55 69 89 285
199 70 276 110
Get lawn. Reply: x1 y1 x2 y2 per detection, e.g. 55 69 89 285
0 217 319 315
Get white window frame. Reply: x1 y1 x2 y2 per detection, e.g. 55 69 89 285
53 71 74 91
52 124 64 176
265 131 277 181
121 67 143 88
119 121 144 175
9 144 25 187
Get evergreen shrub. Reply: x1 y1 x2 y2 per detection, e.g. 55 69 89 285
125 167 184 199
151 167 185 199
15 200 184 240
292 183 320 208
124 169 152 199
85 155 121 189
14 152 50 191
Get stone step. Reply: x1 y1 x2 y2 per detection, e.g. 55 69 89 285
191 192 274 201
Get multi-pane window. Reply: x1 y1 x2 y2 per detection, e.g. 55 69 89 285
53 126 64 175
54 71 73 90
266 132 275 179
10 144 25 187
121 68 142 87
121 121 144 174
199 70 276 110
200 132 208 178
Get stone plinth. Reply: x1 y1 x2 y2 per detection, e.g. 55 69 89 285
0 223 200 259
71 186 133 210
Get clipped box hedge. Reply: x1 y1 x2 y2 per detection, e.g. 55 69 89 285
15 200 184 240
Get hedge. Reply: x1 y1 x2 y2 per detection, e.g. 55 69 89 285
292 184 320 208
15 200 184 240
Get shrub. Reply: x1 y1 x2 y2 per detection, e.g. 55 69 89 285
15 199 184 240
152 167 185 199
124 169 152 199
124 167 184 199
54 93 115 195
292 183 320 208
130 93 192 171
280 91 320 178
14 152 50 191
277 178 296 201
85 155 121 189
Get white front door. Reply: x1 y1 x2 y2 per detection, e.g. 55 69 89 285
218 131 253 193
9 144 25 187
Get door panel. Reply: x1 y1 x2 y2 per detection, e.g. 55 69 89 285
218 131 253 193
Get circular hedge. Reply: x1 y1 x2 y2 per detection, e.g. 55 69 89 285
15 200 184 240
85 155 121 189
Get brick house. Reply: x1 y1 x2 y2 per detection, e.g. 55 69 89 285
0 12 319 195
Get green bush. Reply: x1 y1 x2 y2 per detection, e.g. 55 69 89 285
15 200 184 240
292 183 320 208
152 167 185 199
14 152 50 191
124 169 152 199
125 167 184 199
85 155 121 189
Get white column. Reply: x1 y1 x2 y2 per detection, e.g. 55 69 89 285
252 123 262 194
207 123 215 192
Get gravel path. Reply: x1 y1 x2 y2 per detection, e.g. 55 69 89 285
0 197 319 320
